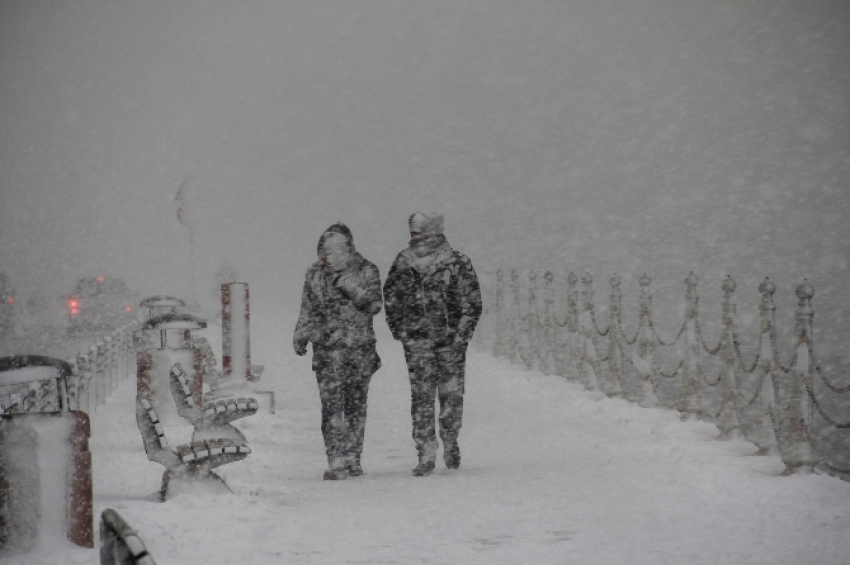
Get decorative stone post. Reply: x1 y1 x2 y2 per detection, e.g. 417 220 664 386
528 271 551 374
752 278 780 455
563 272 580 381
578 272 599 391
607 275 624 398
493 270 505 358
715 276 742 439
543 272 558 376
677 272 702 417
635 274 659 407
507 269 523 366
780 280 818 472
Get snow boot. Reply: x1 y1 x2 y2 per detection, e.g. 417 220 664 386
443 440 460 469
412 443 437 477
346 457 364 477
324 457 348 480
323 468 347 480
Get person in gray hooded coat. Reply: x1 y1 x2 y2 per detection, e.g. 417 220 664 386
294 223 383 480
383 211 482 476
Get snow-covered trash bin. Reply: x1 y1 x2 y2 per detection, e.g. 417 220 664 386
136 313 207 427
100 508 156 565
0 356 93 558
139 296 185 323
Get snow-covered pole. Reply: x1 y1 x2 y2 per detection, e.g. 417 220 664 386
780 280 818 472
493 270 505 358
88 344 100 409
507 270 521 365
715 276 741 438
76 353 89 413
564 272 580 381
677 272 702 417
607 275 625 398
578 272 600 391
752 278 780 455
527 271 550 373
106 335 116 397
222 282 251 382
543 272 557 373
635 274 659 407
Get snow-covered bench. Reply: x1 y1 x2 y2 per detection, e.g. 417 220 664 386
135 396 251 501
168 363 257 444
100 508 156 565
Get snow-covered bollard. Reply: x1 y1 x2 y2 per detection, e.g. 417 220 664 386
213 283 273 411
100 508 157 565
136 314 207 427
221 282 263 383
0 356 93 558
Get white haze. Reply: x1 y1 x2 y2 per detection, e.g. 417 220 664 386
1 0 848 357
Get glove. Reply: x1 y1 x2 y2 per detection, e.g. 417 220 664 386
294 340 308 356
334 274 365 303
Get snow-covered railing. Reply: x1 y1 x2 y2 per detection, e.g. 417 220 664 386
479 270 850 476
68 321 144 413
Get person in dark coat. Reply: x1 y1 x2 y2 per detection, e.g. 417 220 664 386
383 211 482 476
294 223 383 480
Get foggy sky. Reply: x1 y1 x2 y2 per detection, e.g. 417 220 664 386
1 1 848 352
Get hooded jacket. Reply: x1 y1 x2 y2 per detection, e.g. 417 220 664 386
383 233 482 348
294 230 383 373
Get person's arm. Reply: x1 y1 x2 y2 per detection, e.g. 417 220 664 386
293 274 316 355
454 259 482 343
334 264 382 315
383 259 405 341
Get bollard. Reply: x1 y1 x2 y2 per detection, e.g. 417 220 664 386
714 276 742 439
677 272 702 417
779 280 818 472
221 282 252 382
493 270 505 358
607 275 625 398
578 272 600 391
635 274 660 407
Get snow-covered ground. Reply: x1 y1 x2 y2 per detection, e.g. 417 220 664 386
8 322 850 565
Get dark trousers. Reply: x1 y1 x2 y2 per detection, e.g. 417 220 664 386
315 369 372 465
403 342 467 455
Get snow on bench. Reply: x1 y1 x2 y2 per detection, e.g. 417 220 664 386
100 508 157 565
135 396 250 501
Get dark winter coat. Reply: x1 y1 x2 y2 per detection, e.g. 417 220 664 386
294 252 383 374
383 239 482 348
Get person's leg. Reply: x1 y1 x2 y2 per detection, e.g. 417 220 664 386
436 343 467 468
404 342 439 475
342 369 372 475
315 370 347 479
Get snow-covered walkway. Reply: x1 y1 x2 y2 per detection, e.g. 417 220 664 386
18 322 850 565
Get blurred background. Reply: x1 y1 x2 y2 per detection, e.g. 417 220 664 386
1 0 848 360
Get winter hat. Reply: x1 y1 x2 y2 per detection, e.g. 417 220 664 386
317 222 354 255
408 211 444 236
